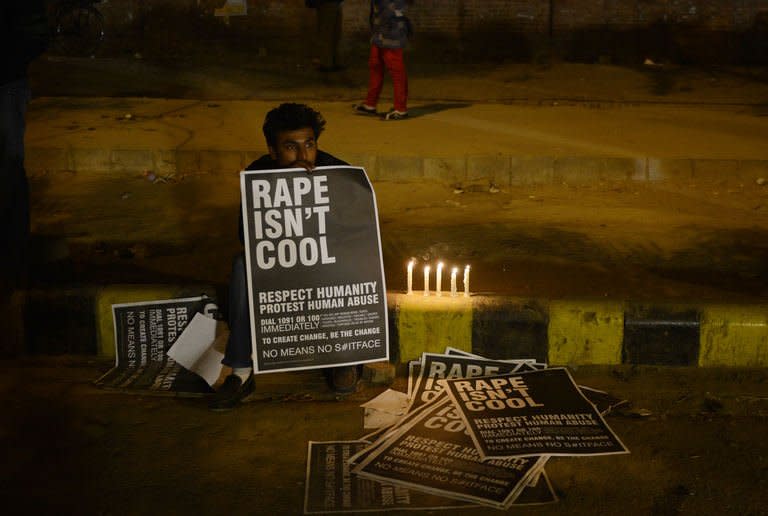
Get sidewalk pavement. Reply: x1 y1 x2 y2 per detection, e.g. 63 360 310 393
24 96 768 181
14 58 768 366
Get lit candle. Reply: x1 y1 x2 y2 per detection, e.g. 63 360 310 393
436 262 444 296
423 265 430 296
463 265 470 297
450 267 458 297
407 259 415 295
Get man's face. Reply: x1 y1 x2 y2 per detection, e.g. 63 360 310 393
269 127 318 169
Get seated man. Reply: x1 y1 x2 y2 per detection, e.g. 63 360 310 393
210 103 360 411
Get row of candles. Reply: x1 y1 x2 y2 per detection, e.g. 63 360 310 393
406 260 470 297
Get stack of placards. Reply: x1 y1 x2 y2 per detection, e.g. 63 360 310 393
304 348 629 513
95 296 222 395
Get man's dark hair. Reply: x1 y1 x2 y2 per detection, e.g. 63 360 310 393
262 103 326 148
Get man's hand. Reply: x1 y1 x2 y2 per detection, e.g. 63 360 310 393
291 160 315 173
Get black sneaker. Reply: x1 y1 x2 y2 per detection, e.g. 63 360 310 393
383 110 408 121
208 374 255 411
354 104 377 116
331 365 359 395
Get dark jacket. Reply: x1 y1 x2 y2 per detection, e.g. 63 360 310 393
1 1 49 85
238 150 348 244
370 0 411 49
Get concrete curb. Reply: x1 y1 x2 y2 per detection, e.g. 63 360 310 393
389 293 768 367
20 285 217 358
15 286 768 367
25 147 768 186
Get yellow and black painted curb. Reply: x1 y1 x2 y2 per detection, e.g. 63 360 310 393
389 294 768 367
14 288 768 367
16 285 217 358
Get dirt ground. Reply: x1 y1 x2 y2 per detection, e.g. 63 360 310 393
2 357 767 515
29 172 768 303
23 53 768 303
22 46 768 303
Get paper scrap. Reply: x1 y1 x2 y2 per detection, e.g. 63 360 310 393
167 312 224 386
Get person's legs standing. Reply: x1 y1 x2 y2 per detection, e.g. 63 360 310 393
0 77 31 292
363 45 385 110
331 2 343 68
382 48 408 113
317 1 343 70
0 78 31 357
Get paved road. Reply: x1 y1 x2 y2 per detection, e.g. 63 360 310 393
29 55 768 106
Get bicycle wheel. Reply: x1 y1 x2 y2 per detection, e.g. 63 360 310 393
55 5 105 57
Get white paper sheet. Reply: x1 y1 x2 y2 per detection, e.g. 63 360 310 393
360 388 410 429
167 312 224 386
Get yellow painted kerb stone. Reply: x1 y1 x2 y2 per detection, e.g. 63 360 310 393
95 285 214 358
548 300 624 365
396 294 473 362
699 305 768 366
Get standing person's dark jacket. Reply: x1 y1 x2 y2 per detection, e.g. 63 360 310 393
238 150 348 244
370 0 411 49
0 1 49 85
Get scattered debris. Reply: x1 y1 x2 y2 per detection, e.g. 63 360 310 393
643 58 663 67
611 369 630 382
142 170 177 184
624 407 653 418
702 394 724 413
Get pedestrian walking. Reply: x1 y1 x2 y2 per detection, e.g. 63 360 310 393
307 0 345 72
354 0 412 120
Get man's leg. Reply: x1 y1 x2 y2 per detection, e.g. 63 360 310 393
210 254 255 410
329 364 361 395
331 3 343 67
317 2 342 70
382 48 408 113
222 254 252 369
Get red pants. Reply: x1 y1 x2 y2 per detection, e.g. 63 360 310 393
365 46 408 112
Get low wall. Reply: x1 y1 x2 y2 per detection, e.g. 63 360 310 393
50 0 768 64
